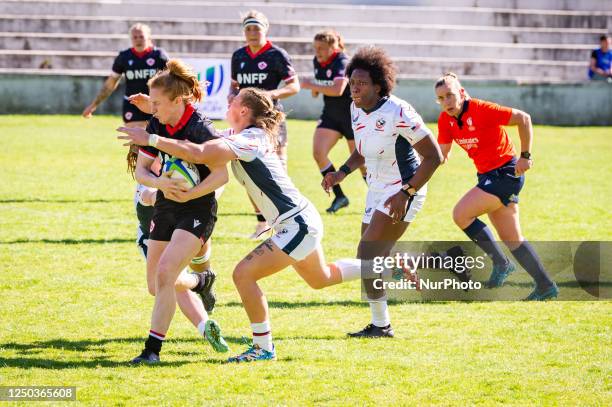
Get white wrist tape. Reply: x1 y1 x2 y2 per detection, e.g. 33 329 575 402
148 133 159 147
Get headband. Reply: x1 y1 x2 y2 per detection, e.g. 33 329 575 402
243 17 267 30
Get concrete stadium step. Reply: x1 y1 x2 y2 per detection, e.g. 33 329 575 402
0 51 587 81
1 15 607 45
0 33 594 62
261 0 612 12
1 1 611 28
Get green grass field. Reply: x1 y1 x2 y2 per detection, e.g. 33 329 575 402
0 115 610 405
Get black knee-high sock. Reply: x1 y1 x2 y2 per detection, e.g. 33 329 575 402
320 163 344 198
462 219 508 266
511 241 554 289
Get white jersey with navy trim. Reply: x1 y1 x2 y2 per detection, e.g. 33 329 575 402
220 127 310 225
351 95 432 191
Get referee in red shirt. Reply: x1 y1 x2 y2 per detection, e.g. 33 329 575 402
435 73 558 300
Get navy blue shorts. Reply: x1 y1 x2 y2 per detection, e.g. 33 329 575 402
317 109 354 140
476 158 525 206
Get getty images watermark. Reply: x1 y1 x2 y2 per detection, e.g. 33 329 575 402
372 251 485 291
359 241 611 301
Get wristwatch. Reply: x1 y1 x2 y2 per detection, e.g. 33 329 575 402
520 151 532 160
401 183 417 197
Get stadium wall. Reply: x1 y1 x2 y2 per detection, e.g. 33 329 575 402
1 72 611 126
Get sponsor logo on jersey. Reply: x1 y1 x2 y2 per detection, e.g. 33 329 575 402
258 61 268 70
237 72 268 85
466 117 476 131
124 111 133 120
278 228 288 235
204 64 226 96
313 79 334 87
326 69 332 78
125 69 157 80
240 62 245 69
457 137 479 150
375 118 386 131
352 112 360 123
194 219 201 228
146 58 155 66
128 59 133 66
150 220 155 232
314 68 318 75
509 194 519 203
365 207 373 215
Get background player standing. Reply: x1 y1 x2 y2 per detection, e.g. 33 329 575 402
82 23 169 258
300 30 366 214
230 10 300 238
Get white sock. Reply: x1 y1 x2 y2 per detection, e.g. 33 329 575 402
368 298 390 327
335 258 362 282
251 321 273 352
197 320 208 337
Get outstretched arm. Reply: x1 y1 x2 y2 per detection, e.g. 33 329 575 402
117 126 238 167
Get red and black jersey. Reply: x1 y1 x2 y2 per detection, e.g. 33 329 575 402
112 47 169 97
313 51 351 114
231 41 296 97
139 105 217 211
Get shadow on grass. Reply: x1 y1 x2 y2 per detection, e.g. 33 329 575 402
0 336 249 369
0 356 193 369
0 238 134 245
224 300 369 309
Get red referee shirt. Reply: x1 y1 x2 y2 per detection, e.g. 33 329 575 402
437 98 516 173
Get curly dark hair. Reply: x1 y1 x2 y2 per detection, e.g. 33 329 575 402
346 46 397 97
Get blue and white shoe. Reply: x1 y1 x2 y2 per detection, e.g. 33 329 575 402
227 344 276 363
487 261 516 288
524 283 559 301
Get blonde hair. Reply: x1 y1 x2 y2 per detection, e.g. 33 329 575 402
314 29 345 51
129 23 152 39
435 72 464 89
148 59 203 103
435 72 470 98
239 88 285 147
241 10 269 31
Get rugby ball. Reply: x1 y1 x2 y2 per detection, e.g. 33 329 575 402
163 158 200 189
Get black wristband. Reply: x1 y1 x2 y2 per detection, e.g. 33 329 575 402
338 164 352 176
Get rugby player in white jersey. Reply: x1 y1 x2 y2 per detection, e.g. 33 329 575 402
323 47 444 337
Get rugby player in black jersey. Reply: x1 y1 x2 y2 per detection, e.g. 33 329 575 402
230 10 300 238
118 60 229 364
300 30 367 214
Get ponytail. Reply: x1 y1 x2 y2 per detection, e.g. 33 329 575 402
148 58 203 103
